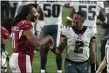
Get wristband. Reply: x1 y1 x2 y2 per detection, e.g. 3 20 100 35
91 63 96 73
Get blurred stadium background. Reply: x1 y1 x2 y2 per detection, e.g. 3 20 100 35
1 1 102 73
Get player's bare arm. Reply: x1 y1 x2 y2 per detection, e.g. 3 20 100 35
24 29 54 47
55 37 67 55
66 7 75 26
90 39 96 64
97 8 106 22
96 57 106 73
90 38 97 72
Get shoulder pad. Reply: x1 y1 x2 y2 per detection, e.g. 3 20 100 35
17 20 33 30
1 26 9 39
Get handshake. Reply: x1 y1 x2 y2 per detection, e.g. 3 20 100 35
46 35 54 49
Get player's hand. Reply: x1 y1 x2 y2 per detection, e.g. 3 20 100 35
47 35 54 49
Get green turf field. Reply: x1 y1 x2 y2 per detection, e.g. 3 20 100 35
6 7 102 73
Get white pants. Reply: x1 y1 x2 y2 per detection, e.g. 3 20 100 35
9 53 32 73
1 51 8 72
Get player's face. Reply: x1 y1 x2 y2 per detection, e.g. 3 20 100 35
29 7 38 22
1 37 7 44
72 14 83 29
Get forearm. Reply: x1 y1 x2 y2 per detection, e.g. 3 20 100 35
55 39 67 55
90 50 96 72
24 29 51 47
97 58 106 72
98 8 106 22
90 51 96 64
90 39 97 73
56 43 66 55
38 36 51 46
90 51 96 73
28 36 41 47
90 39 96 63
97 63 105 72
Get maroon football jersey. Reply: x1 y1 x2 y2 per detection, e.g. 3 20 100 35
1 26 9 40
12 20 35 60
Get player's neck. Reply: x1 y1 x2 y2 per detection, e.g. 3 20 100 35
76 26 83 31
26 16 31 21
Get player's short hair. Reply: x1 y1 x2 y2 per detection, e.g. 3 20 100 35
76 11 87 21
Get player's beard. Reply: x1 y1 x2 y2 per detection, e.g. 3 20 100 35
76 21 83 30
31 16 37 22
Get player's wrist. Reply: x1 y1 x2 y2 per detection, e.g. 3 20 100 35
96 70 101 73
91 63 96 73
46 35 51 40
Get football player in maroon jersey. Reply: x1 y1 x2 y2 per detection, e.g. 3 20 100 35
1 26 10 73
9 4 54 73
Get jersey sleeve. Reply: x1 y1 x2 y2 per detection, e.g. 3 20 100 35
61 27 70 38
87 27 96 39
17 20 33 31
89 27 96 39
97 2 104 8
91 34 96 39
